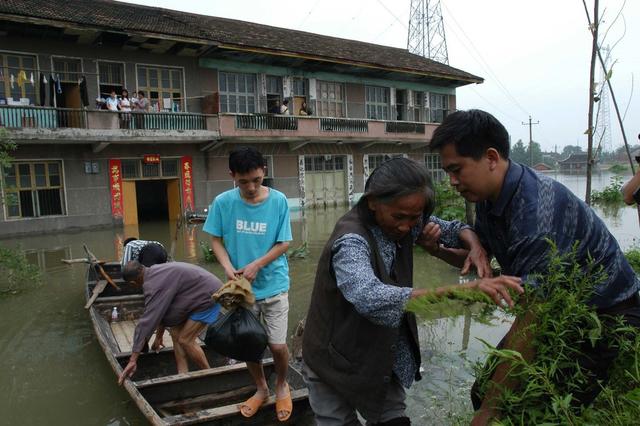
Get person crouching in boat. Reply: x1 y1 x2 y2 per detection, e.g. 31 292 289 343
118 261 223 384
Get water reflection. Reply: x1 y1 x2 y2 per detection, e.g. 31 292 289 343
1 171 639 425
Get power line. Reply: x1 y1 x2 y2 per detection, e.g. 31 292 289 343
440 2 530 117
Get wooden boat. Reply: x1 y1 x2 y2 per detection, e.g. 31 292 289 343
85 261 311 425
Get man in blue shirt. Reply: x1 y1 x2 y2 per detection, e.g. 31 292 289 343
430 109 640 424
203 147 293 422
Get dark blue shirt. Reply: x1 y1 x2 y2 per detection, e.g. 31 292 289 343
474 161 639 309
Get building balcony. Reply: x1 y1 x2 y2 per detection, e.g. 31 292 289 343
1 106 220 149
215 113 437 148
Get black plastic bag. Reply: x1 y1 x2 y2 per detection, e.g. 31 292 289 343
204 306 268 362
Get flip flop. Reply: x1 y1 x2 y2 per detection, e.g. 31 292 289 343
275 384 293 422
239 393 268 418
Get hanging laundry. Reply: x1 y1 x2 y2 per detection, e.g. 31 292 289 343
49 74 56 107
79 75 89 107
29 73 34 85
39 73 47 106
17 70 27 88
10 74 15 89
55 74 62 94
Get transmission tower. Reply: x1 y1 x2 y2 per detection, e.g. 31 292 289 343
407 0 449 64
594 45 612 156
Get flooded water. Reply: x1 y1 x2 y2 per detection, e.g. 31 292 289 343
1 171 638 425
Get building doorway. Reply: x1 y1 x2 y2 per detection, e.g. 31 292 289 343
136 180 168 221
122 178 181 225
303 155 347 208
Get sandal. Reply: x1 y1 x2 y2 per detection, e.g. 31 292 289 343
275 384 293 422
239 393 268 418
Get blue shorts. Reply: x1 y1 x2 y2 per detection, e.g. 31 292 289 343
190 304 221 325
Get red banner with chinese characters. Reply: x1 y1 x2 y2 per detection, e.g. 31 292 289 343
143 154 160 164
181 156 194 212
109 159 123 218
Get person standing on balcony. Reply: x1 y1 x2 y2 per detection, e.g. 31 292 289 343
119 89 132 129
106 89 118 112
299 101 311 116
203 146 294 422
133 90 150 129
279 99 289 115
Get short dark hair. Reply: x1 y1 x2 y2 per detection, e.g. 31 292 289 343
138 90 145 97
358 157 435 217
283 99 289 105
138 243 168 267
430 109 510 160
123 237 137 247
122 260 144 282
229 146 266 174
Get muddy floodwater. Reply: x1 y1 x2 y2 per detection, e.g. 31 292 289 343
1 171 638 425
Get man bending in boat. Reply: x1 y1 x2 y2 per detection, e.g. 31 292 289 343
118 261 223 384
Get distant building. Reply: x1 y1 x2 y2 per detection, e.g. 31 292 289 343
557 153 597 173
533 163 553 172
0 0 482 236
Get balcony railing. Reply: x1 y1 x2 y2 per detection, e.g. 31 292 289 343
124 112 207 130
235 114 298 131
319 117 369 133
0 106 87 129
0 107 209 131
385 121 426 134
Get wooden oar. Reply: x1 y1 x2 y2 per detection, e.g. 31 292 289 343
85 280 108 309
83 245 119 309
83 245 119 291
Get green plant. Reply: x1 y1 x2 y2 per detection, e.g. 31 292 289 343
287 241 309 260
433 180 466 221
199 241 217 263
473 243 640 424
591 175 624 204
624 247 640 274
607 164 628 174
0 246 42 295
409 242 640 423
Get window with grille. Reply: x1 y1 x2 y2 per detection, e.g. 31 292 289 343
316 81 345 118
52 57 82 83
97 61 124 98
366 86 390 120
368 154 403 172
0 52 38 105
137 65 184 111
121 158 180 180
292 78 306 96
424 152 445 181
409 91 428 122
218 72 256 114
429 93 449 123
2 161 65 218
304 155 345 172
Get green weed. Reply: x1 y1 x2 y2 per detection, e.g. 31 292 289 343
0 246 42 295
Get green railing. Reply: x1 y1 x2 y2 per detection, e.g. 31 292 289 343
127 112 207 130
319 117 369 133
235 114 298 131
0 106 87 129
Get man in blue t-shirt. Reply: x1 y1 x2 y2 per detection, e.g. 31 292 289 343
203 146 293 422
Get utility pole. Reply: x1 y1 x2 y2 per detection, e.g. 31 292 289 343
522 115 539 166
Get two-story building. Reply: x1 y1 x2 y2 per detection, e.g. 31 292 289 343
0 0 482 237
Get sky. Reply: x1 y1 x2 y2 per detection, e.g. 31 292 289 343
119 0 639 152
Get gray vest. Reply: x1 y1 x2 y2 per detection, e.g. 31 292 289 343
302 205 421 421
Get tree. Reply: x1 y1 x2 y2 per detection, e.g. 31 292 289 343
0 128 17 213
510 139 528 164
562 145 584 157
527 141 543 165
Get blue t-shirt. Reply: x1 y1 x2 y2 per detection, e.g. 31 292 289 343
203 187 292 300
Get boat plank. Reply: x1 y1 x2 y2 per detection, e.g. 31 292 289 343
157 384 255 413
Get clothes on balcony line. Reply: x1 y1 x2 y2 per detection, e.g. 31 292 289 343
79 76 89 107
39 73 46 106
17 70 27 89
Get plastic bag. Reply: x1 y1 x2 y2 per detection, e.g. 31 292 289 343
204 306 268 362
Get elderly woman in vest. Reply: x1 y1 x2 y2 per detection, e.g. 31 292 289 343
302 157 522 425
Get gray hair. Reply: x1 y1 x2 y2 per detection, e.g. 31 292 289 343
358 157 435 215
122 260 144 282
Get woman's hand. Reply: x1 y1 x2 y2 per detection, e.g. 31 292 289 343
464 275 523 308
